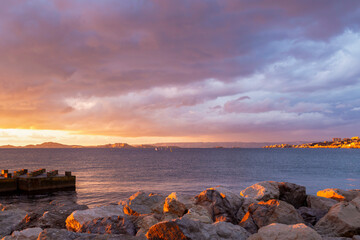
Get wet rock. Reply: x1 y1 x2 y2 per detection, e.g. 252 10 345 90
195 188 239 223
240 181 280 201
0 208 28 238
315 197 360 237
307 195 338 212
248 223 322 240
239 199 303 233
77 215 136 235
66 205 124 232
278 182 307 208
123 191 165 216
297 206 326 226
182 205 213 224
163 197 187 217
317 189 360 202
2 227 42 240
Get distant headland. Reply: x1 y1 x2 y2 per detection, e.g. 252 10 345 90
264 136 360 148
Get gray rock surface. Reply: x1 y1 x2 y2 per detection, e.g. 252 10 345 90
2 227 42 240
307 195 338 212
248 223 322 240
278 182 307 208
315 197 360 237
0 208 28 238
123 191 165 216
297 206 326 226
240 181 280 202
78 215 136 235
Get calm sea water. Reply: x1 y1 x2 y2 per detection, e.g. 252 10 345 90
0 148 359 207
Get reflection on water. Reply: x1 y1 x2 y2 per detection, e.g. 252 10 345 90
0 148 359 207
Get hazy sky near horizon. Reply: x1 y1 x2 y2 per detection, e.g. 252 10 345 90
1 0 360 145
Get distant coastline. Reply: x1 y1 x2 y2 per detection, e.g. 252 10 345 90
264 136 360 149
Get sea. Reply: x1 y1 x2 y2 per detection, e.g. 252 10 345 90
0 148 359 207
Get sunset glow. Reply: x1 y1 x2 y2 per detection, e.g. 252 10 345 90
1 1 360 145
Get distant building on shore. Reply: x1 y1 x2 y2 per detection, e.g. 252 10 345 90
332 138 341 142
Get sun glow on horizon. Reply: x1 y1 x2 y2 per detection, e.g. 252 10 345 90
0 128 201 146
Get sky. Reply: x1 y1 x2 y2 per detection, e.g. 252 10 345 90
0 0 360 145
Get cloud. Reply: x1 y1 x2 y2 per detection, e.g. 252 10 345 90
0 1 359 143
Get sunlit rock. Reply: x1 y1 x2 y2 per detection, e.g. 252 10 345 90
195 188 240 223
146 217 250 240
163 197 187 217
315 197 360 237
165 192 195 209
65 205 124 232
307 195 338 212
123 191 165 216
240 181 280 201
2 227 42 240
248 223 322 240
317 188 360 202
239 199 303 233
77 215 136 235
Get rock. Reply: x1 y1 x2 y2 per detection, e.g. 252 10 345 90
182 205 213 224
248 223 322 240
239 212 258 234
65 205 124 232
353 236 360 240
163 197 187 217
213 186 244 210
123 191 165 216
166 192 195 209
307 195 338 212
240 181 280 201
77 215 136 235
37 228 141 240
239 199 303 233
2 227 42 240
135 215 159 237
322 237 352 240
317 189 360 202
0 208 28 237
278 182 307 208
146 221 189 240
195 188 239 223
315 197 360 237
297 207 326 226
146 217 250 240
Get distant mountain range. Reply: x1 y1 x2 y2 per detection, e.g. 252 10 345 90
0 141 309 149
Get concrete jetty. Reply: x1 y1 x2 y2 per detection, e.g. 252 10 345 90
0 168 75 194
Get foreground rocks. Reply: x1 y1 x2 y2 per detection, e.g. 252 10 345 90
1 181 359 239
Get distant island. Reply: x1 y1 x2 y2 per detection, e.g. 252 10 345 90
0 142 178 149
264 136 360 148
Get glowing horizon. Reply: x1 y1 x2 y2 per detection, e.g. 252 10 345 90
1 1 360 145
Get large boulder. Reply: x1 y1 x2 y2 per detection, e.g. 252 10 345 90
240 181 280 202
248 223 322 240
317 189 360 202
278 182 307 208
146 217 250 240
239 199 304 233
65 205 124 232
195 188 240 223
307 195 338 212
0 208 28 238
315 197 360 237
123 191 165 216
2 227 42 240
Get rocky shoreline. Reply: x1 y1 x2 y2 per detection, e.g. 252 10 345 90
0 181 360 240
